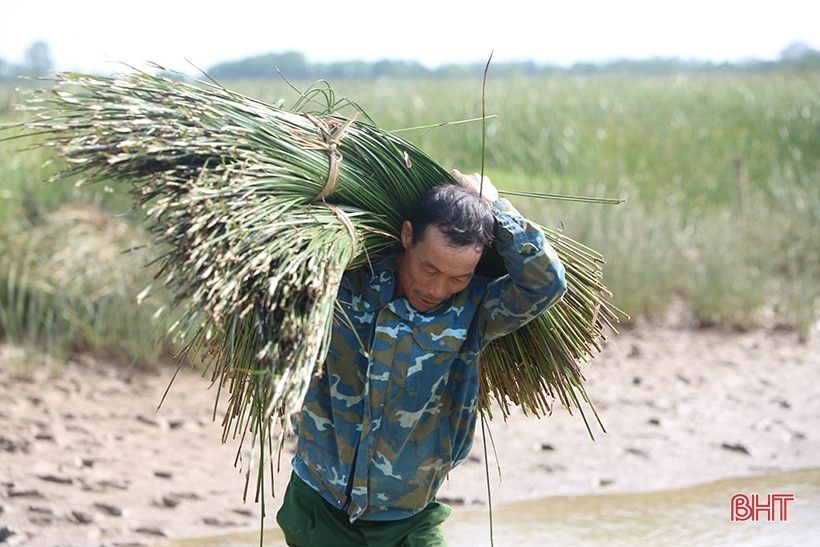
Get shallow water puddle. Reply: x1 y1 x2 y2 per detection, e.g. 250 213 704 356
163 467 820 546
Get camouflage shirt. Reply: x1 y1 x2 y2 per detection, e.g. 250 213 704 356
291 198 567 522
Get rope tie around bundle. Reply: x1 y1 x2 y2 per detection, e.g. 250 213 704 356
308 114 356 203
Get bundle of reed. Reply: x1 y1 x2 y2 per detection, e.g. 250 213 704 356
8 68 621 470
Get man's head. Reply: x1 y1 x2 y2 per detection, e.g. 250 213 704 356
396 184 495 312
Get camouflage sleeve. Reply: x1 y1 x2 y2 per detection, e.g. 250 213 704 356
478 197 567 344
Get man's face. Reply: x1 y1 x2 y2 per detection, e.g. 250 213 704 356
396 221 483 312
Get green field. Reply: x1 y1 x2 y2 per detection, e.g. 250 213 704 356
1 69 818 371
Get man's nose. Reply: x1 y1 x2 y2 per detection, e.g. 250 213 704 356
427 279 449 299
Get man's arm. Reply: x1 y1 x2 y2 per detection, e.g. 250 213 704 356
451 169 567 343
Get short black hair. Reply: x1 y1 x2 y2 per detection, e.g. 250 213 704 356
408 184 495 250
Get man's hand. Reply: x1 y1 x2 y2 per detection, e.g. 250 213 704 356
450 169 499 204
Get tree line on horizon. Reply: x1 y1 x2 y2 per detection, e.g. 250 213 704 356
0 41 53 80
2 41 819 83
204 44 820 80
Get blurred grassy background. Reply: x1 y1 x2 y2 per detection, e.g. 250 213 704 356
1 68 818 372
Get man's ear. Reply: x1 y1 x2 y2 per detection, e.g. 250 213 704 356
400 220 413 250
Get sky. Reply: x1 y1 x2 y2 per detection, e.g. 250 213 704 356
2 0 818 74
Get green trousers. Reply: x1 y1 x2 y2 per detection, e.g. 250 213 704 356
276 472 451 547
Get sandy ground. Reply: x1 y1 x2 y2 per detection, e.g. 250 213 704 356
1 322 819 546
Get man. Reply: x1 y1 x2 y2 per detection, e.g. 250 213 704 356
277 169 567 546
